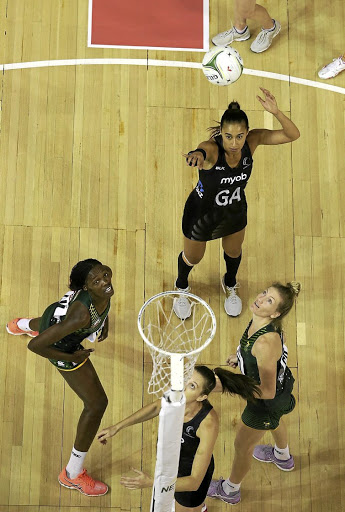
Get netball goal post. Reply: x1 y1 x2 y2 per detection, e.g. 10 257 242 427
137 291 216 512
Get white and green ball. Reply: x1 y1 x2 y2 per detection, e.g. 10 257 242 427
202 46 243 86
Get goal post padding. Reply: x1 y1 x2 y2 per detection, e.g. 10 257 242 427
150 394 186 512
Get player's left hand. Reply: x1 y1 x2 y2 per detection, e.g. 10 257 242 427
256 88 279 115
120 468 154 489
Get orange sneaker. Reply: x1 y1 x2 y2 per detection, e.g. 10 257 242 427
58 467 108 496
6 318 39 337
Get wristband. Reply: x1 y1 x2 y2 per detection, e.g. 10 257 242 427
187 148 206 160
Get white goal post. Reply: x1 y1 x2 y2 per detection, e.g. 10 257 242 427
137 291 216 512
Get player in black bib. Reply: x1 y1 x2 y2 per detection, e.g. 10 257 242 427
6 259 114 497
174 88 300 319
97 365 260 511
207 281 300 505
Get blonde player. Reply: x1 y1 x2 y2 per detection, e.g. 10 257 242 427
207 281 300 505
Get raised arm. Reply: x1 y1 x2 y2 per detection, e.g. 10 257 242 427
248 88 300 152
97 399 161 444
252 333 282 399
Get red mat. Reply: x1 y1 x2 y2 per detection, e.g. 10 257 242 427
89 0 208 51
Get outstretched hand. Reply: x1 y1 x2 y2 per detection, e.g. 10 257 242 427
120 468 154 490
96 425 119 444
183 151 205 170
256 87 279 115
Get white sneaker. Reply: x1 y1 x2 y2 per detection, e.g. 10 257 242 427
212 26 250 46
173 286 192 320
221 277 242 316
201 503 208 512
318 57 345 79
250 19 281 53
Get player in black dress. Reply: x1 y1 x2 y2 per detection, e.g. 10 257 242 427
97 366 260 512
174 88 300 319
207 281 300 505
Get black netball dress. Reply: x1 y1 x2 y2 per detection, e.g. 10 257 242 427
174 401 214 508
182 135 253 241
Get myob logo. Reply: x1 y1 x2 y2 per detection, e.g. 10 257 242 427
220 173 247 185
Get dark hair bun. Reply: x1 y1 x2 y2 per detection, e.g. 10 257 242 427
228 101 241 111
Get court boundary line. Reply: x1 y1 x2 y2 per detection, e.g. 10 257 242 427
87 0 210 52
1 58 344 95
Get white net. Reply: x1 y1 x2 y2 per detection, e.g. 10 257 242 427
138 291 216 396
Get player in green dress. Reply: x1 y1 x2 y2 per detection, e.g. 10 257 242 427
6 259 114 496
207 281 300 505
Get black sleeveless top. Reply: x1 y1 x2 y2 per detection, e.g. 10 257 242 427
182 136 253 241
175 401 215 507
178 400 214 476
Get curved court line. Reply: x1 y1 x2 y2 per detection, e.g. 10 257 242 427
2 58 345 95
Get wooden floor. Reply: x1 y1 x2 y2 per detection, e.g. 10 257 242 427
0 0 344 511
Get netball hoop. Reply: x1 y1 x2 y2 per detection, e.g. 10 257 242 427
138 291 216 512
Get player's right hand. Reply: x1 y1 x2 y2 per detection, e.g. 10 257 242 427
71 348 94 362
226 354 238 368
97 425 119 444
183 151 205 170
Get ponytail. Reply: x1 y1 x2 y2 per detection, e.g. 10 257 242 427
214 367 261 402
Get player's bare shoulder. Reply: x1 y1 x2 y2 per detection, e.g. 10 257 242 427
252 331 281 360
246 129 263 154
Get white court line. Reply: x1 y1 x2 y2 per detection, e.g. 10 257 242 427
203 0 210 52
87 0 93 48
1 58 345 95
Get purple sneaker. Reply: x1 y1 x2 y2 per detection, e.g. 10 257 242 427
253 444 295 471
207 478 241 505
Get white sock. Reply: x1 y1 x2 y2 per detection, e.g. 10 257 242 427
235 26 248 34
17 318 33 332
66 447 87 479
222 479 241 495
265 20 276 31
274 444 290 460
